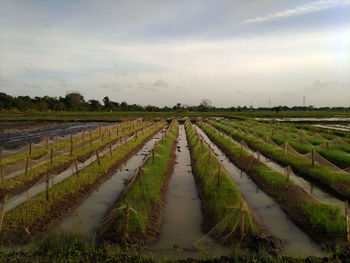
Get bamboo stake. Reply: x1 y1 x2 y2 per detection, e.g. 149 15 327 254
109 130 111 139
96 150 101 166
89 129 92 147
139 167 143 186
152 149 155 166
345 200 349 246
0 192 8 233
285 166 290 189
46 136 49 149
25 157 29 176
70 133 73 156
82 130 85 147
50 148 53 166
109 142 112 157
74 159 79 176
29 141 32 156
284 141 288 155
240 202 245 241
240 139 243 157
125 204 130 237
312 148 315 167
46 170 49 201
217 165 221 187
326 141 329 150
284 128 287 142
300 129 303 144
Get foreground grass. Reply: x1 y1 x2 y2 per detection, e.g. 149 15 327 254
0 230 349 262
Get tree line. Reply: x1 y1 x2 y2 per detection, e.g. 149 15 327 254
0 92 349 112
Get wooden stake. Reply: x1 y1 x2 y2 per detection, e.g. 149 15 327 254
46 136 49 149
82 130 85 147
285 166 290 189
109 142 112 157
326 141 329 150
152 149 155 166
284 128 287 142
208 152 211 164
284 141 288 155
201 139 203 152
70 133 73 156
0 146 2 162
217 165 221 187
257 151 260 162
336 137 339 145
240 139 243 157
29 141 32 156
345 200 349 246
74 159 79 176
109 130 111 139
101 133 104 142
96 150 101 166
50 148 53 166
125 204 130 237
240 202 245 241
46 170 49 201
0 192 8 233
139 167 143 186
99 125 101 135
25 157 29 176
312 148 315 167
1 165 5 192
300 129 303 144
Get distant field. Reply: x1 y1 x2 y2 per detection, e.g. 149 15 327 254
0 110 350 122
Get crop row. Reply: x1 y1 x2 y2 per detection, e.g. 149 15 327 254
98 120 178 244
0 121 154 200
0 121 166 245
211 120 350 200
185 121 280 251
198 121 347 246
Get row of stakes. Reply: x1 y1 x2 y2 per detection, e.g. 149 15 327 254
0 120 145 234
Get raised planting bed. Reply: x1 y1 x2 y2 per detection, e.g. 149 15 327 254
0 121 166 245
0 121 154 200
97 120 179 245
198 121 347 247
211 120 350 201
185 121 282 254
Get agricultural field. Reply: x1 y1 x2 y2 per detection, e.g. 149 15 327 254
0 116 349 263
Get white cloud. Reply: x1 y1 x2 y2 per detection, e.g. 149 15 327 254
243 0 350 24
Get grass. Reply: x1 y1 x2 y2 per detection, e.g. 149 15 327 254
112 120 179 234
0 121 154 194
1 121 166 235
185 121 259 237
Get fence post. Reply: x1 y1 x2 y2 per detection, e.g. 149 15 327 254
284 141 288 155
29 141 32 156
109 143 112 157
125 204 130 237
152 149 155 166
74 159 79 176
217 165 221 187
96 150 101 166
70 133 73 156
46 136 49 149
312 148 315 167
201 139 203 152
285 166 290 189
82 130 85 147
345 200 349 246
50 148 53 166
89 129 92 147
284 128 287 142
25 157 29 176
139 167 143 186
46 170 49 201
109 130 111 139
240 202 245 241
326 141 329 150
300 129 303 144
240 139 243 157
0 192 8 233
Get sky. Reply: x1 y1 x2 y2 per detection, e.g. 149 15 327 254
0 0 349 108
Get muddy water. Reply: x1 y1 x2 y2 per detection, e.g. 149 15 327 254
194 125 325 257
58 127 166 236
148 125 226 258
5 128 146 212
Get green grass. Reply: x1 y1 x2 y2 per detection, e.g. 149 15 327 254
0 121 154 193
113 121 179 234
1 121 166 234
185 121 258 236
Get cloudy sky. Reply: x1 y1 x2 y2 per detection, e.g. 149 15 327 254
0 0 349 107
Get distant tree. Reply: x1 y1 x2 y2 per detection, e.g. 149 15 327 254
200 99 212 110
64 92 85 111
88 99 102 111
103 96 112 111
